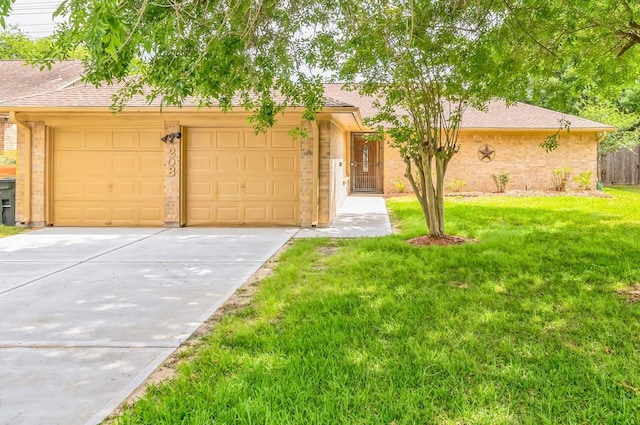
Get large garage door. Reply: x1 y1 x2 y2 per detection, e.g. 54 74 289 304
186 127 299 226
53 127 164 226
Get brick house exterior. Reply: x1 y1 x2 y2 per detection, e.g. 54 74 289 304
323 84 614 194
0 74 615 228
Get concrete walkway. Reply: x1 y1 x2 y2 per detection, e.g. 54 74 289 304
0 197 391 425
296 196 392 238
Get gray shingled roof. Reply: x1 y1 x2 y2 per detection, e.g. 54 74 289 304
0 60 83 103
0 79 353 109
322 83 614 130
0 73 615 130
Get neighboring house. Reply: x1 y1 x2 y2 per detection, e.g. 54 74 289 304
0 60 83 177
0 69 615 228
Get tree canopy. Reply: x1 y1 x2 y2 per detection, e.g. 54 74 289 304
0 26 54 59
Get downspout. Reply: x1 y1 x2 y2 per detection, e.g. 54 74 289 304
311 120 320 227
10 112 31 226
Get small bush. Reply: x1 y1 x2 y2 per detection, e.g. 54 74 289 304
552 167 572 192
573 171 593 190
0 156 16 165
389 177 406 193
491 172 510 193
446 179 467 193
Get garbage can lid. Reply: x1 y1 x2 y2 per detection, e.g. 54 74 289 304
0 177 16 182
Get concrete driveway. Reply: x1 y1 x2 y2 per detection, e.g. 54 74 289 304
0 227 296 425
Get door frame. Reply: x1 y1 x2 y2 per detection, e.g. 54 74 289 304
350 132 384 193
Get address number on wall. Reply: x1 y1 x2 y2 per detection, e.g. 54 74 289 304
168 146 177 177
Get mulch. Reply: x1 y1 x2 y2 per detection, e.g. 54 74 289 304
408 234 471 246
617 284 640 304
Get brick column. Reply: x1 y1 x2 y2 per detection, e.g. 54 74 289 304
163 121 182 227
30 122 46 227
299 121 316 227
14 121 45 227
317 121 331 227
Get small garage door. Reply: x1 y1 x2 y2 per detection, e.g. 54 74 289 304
186 127 299 226
53 127 164 226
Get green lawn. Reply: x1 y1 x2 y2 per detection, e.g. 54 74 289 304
0 225 24 238
114 187 640 425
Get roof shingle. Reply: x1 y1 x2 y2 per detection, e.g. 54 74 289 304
0 60 83 103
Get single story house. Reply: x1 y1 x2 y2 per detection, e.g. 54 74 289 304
0 63 615 228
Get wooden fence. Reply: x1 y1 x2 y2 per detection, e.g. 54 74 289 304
599 146 640 185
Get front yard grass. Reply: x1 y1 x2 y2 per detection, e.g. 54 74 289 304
0 225 24 238
115 187 640 424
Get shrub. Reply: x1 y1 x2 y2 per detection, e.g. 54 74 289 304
446 179 467 193
552 167 572 192
0 156 16 165
390 177 406 193
573 171 593 190
491 172 510 193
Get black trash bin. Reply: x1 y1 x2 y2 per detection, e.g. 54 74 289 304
0 177 16 226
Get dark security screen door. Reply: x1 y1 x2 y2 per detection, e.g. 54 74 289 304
351 133 383 193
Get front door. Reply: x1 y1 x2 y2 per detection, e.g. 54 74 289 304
351 133 383 193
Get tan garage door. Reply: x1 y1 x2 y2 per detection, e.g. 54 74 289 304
53 127 164 226
186 127 299 226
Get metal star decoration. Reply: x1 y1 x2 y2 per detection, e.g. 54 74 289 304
478 144 496 162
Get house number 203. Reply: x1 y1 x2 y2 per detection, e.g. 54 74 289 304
168 146 177 177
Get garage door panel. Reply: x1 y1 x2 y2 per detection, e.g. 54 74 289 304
217 130 242 148
272 180 298 199
53 127 164 226
246 156 268 172
187 207 211 222
189 155 213 171
217 207 240 221
188 182 213 198
273 205 297 222
217 182 240 198
273 156 297 172
111 207 135 221
245 207 267 221
55 131 83 149
140 131 161 149
85 182 111 200
85 131 111 149
139 182 163 197
216 154 241 170
189 130 215 149
111 155 137 175
112 131 137 149
272 129 297 149
245 131 268 148
245 182 268 197
56 151 111 172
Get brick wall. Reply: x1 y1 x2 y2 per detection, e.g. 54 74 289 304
384 131 599 193
5 124 17 151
